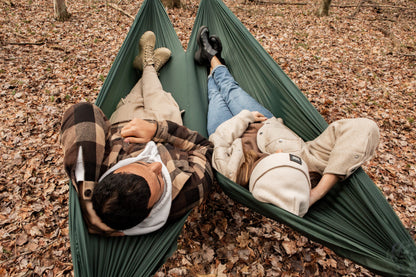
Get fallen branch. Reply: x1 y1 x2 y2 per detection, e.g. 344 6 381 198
248 1 308 5
333 4 414 9
251 1 415 10
0 240 56 266
395 53 416 57
49 45 67 52
367 17 396 22
349 0 368 18
108 3 135 20
6 41 45 46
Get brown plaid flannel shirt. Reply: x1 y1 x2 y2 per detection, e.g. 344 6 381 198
61 102 214 235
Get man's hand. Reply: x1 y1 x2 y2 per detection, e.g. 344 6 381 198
120 118 157 144
251 111 267 122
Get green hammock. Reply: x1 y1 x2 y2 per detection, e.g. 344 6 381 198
68 0 416 276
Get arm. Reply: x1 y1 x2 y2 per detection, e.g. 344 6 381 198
309 173 339 207
308 119 379 206
60 102 109 184
168 147 214 220
209 110 257 148
61 103 121 236
120 118 213 152
153 120 213 152
209 110 267 180
155 120 214 219
120 110 266 151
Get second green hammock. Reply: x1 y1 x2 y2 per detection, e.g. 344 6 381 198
190 0 416 276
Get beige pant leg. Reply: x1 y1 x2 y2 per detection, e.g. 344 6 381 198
109 78 145 124
110 66 182 125
141 66 183 124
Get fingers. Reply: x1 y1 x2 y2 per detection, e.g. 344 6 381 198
120 118 146 138
121 125 147 142
120 126 133 138
119 118 157 144
124 137 146 144
120 121 135 137
120 127 131 138
251 111 267 122
111 232 125 237
255 115 267 121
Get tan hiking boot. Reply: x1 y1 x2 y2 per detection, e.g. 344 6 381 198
154 47 172 72
133 31 156 71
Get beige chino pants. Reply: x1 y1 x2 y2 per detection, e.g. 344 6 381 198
109 66 182 125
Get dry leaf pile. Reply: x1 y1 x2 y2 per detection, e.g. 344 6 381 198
1 0 415 276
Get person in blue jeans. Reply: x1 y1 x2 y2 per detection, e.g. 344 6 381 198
206 64 274 136
194 26 380 216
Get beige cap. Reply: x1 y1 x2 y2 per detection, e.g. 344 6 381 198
249 152 311 217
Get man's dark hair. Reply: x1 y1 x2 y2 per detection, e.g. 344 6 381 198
92 172 152 230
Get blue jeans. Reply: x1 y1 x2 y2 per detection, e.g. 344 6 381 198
207 65 273 136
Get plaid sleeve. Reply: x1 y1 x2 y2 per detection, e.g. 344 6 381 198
60 102 110 185
153 121 214 220
153 120 213 153
167 146 214 221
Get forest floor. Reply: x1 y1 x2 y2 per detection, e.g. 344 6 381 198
1 0 415 276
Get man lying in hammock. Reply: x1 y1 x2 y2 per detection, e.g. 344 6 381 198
60 31 214 236
195 26 379 217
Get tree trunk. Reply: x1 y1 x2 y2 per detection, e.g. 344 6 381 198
54 0 71 21
161 0 181 9
317 0 332 17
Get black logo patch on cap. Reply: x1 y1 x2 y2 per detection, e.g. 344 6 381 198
289 154 302 165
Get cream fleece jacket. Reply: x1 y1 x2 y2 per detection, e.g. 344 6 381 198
209 110 379 181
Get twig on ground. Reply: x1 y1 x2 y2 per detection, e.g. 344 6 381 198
0 240 56 267
6 41 45 46
349 0 368 18
367 17 396 22
252 1 414 10
108 3 135 20
395 53 416 57
248 1 308 5
334 4 414 9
